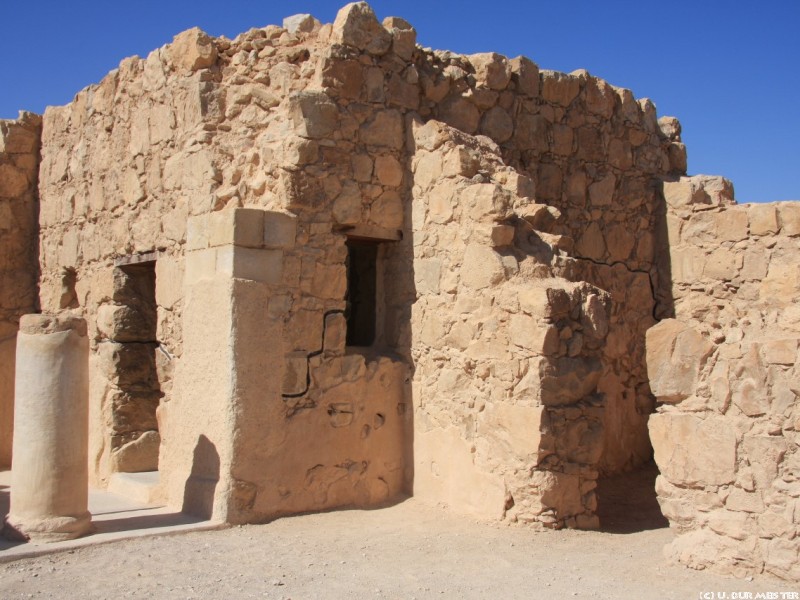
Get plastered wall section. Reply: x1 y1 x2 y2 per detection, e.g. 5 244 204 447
647 175 800 580
0 113 41 468
164 203 409 522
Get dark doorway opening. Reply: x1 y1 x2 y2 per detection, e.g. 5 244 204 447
109 259 162 473
596 461 669 533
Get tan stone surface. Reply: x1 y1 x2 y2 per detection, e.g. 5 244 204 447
647 174 800 580
0 112 41 468
5 0 798 581
6 316 91 542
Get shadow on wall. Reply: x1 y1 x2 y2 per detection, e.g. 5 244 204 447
652 182 676 321
182 435 219 519
0 484 8 522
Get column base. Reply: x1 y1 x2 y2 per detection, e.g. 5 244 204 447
4 511 93 543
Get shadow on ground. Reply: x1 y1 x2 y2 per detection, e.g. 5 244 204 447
597 461 669 534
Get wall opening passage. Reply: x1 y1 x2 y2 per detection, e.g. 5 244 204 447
345 240 378 347
109 259 162 473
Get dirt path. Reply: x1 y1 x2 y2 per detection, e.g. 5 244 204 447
0 497 795 600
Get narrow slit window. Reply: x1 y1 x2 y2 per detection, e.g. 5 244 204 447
345 240 377 347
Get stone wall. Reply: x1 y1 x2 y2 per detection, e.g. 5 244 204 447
0 112 41 468
647 175 800 579
406 119 612 527
35 28 223 484
37 0 798 539
29 1 685 524
412 24 683 476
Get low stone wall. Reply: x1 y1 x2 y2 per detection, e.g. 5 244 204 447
0 112 41 468
647 175 800 580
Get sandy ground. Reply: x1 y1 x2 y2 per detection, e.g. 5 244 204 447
0 492 796 600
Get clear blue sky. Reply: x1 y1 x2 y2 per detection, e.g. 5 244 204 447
2 0 797 203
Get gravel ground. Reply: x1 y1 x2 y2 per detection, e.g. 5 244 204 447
0 496 796 600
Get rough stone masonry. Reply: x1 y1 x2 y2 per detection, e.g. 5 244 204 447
0 1 797 581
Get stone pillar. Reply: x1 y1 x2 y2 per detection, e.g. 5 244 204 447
5 315 92 542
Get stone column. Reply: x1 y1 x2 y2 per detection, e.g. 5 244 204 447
5 315 92 542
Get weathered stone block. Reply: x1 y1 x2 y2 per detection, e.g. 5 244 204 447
283 14 320 34
155 257 183 310
477 402 543 458
414 258 441 295
286 310 324 352
778 202 800 236
670 246 706 284
583 76 616 119
323 312 347 355
382 17 416 61
649 413 737 486
509 56 539 98
761 338 798 365
263 211 297 249
748 203 779 236
370 190 403 229
438 96 480 134
168 27 217 72
513 113 549 152
0 119 39 153
463 183 511 221
575 222 606 260
541 70 581 106
479 106 513 143
111 430 160 473
289 92 339 140
360 109 404 148
510 314 559 355
646 319 714 403
374 155 403 186
96 304 156 343
98 342 159 391
704 248 742 281
712 208 749 242
332 2 392 55
460 244 505 289
184 248 217 285
209 208 264 249
469 53 512 90
217 247 283 285
539 357 602 405
332 180 363 225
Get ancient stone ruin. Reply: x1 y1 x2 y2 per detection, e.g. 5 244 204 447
0 2 797 580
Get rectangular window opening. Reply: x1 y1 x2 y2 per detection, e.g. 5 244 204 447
345 240 378 347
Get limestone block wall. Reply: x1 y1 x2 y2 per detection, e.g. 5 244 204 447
407 119 612 528
0 112 41 468
35 28 225 484
276 2 674 486
31 0 697 524
148 2 639 523
176 15 416 520
647 175 800 580
411 16 681 475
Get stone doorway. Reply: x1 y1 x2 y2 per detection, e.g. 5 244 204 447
105 256 163 474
